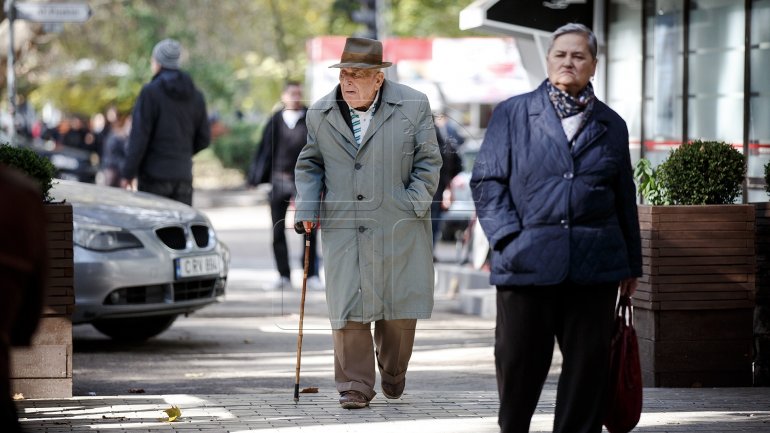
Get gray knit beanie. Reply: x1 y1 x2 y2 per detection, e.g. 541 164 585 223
152 39 181 70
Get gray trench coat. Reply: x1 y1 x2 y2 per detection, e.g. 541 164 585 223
294 80 441 329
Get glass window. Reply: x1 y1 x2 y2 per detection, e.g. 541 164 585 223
687 0 745 144
607 0 643 165
751 0 770 44
688 97 744 141
749 0 770 187
644 0 684 164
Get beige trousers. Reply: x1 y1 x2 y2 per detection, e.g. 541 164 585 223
332 319 417 400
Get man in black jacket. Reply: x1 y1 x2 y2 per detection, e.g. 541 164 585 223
248 82 320 291
121 38 210 205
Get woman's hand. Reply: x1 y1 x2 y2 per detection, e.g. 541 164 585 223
619 277 638 297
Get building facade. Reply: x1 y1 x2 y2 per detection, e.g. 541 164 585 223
462 0 770 201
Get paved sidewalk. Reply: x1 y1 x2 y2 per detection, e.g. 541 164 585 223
18 192 768 432
17 387 770 432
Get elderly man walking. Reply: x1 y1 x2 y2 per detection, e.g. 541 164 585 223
294 37 442 409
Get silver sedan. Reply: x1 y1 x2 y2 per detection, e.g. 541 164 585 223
52 180 230 341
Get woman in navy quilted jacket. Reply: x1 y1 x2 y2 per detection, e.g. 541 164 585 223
470 23 642 433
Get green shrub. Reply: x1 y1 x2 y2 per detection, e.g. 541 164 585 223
658 140 745 205
210 121 263 176
0 144 56 202
634 158 670 205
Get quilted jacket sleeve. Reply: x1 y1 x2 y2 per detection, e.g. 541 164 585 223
470 101 522 250
614 126 643 277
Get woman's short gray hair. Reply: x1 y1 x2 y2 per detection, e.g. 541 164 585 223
548 23 597 59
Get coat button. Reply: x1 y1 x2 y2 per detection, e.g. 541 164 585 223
357 194 364 200
359 226 366 233
563 172 574 179
560 219 569 229
355 163 362 170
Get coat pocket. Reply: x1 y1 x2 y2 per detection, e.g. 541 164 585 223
495 227 568 276
400 141 415 184
392 184 415 214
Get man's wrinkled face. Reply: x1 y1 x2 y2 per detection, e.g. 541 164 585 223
339 68 384 110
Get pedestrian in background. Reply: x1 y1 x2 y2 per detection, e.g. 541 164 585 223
92 106 119 166
294 37 442 409
435 112 465 151
247 82 321 291
98 112 131 188
470 23 642 433
121 38 211 205
0 165 48 433
60 115 95 153
431 120 463 250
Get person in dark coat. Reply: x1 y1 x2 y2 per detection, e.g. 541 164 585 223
431 120 463 247
121 38 211 205
98 113 131 188
60 115 95 153
469 23 642 433
247 82 320 291
0 165 48 433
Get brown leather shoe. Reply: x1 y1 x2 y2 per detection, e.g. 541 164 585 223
381 379 405 399
339 390 369 409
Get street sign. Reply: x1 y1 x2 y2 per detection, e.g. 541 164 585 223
14 2 92 23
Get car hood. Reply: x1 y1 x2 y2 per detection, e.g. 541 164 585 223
51 180 204 229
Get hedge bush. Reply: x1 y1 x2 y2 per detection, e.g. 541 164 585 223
0 144 56 202
658 140 745 205
210 121 263 176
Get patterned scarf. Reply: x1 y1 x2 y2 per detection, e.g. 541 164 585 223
547 80 595 119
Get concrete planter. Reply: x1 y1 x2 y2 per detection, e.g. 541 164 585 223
636 204 755 387
10 202 73 398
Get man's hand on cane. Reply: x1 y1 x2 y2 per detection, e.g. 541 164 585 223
302 221 314 234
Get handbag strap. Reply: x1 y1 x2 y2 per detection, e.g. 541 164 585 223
617 294 633 326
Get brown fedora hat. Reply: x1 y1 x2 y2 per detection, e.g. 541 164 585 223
329 37 393 69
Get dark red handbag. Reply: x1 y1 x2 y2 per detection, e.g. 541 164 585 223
603 294 643 433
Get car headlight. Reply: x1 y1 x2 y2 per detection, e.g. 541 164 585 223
73 222 143 251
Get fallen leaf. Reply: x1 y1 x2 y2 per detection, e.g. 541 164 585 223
102 415 127 420
184 373 204 378
300 387 319 393
12 393 24 401
162 405 182 422
243 339 252 344
128 388 145 394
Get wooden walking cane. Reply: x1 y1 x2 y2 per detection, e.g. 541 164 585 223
294 225 312 402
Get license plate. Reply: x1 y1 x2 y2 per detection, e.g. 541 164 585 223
175 254 221 279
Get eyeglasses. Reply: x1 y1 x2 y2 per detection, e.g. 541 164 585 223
339 69 376 81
